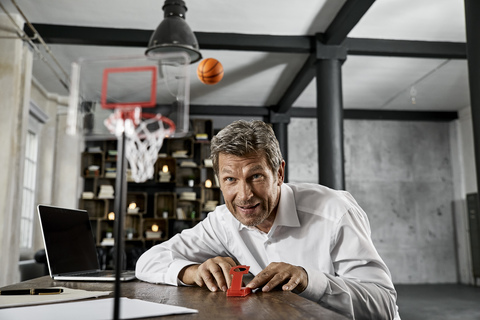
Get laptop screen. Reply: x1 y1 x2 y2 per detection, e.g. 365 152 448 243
38 205 100 275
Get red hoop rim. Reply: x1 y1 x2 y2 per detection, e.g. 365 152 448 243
103 108 176 136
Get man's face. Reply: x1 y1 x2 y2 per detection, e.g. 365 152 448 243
218 152 284 232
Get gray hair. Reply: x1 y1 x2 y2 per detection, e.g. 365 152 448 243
210 120 283 175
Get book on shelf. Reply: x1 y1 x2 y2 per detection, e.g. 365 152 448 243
105 167 116 178
100 238 114 246
179 192 196 201
176 207 186 220
204 200 218 212
107 150 117 160
180 161 197 168
159 172 171 182
195 133 209 141
204 159 213 167
172 150 188 158
82 192 95 199
87 146 102 152
98 185 114 199
145 231 162 239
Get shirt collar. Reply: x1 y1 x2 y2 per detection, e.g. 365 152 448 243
237 183 300 232
274 183 300 228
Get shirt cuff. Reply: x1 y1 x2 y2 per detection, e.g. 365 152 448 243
166 259 199 286
299 266 328 302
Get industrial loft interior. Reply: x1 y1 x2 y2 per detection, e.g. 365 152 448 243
1 0 480 319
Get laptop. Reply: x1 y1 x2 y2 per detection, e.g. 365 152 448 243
37 204 136 281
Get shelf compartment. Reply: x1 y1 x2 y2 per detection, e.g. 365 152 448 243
126 192 148 214
176 199 201 220
155 157 176 183
79 199 108 219
168 136 194 158
143 218 168 240
176 166 201 187
154 192 177 219
81 152 104 177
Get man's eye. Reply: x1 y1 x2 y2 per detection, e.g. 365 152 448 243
252 174 262 180
225 177 235 182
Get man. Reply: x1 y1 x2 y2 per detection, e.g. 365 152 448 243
136 120 400 319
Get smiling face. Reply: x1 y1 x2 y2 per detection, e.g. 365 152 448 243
218 152 285 233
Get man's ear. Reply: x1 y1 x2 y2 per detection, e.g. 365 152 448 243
277 160 285 185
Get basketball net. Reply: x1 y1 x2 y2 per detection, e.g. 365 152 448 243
104 107 175 183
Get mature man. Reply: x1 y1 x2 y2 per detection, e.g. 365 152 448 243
136 120 400 319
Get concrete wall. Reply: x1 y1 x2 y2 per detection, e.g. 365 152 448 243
0 13 80 285
288 117 462 284
0 13 32 286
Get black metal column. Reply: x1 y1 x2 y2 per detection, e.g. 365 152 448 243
316 58 345 190
113 133 127 320
465 0 480 193
266 111 290 183
272 121 289 183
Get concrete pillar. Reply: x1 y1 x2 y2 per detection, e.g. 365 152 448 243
52 110 82 208
0 13 33 286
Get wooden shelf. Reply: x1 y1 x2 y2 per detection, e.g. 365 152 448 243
79 124 223 248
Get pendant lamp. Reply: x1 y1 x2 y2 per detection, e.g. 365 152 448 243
145 0 202 63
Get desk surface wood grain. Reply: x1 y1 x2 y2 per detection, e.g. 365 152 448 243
1 276 348 319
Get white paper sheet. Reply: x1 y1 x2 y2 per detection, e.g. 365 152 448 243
0 297 198 320
0 287 110 308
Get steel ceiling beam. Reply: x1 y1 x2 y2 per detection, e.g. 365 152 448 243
24 24 151 47
189 104 458 122
321 0 376 45
195 32 313 53
24 24 313 53
345 38 467 59
273 54 317 114
25 24 466 59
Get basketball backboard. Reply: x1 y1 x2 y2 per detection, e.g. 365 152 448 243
67 52 190 138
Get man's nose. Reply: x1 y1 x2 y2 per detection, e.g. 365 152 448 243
237 181 253 201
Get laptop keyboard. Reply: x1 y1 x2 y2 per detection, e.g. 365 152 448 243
69 270 116 277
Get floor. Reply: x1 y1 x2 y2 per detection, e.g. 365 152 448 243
395 284 480 320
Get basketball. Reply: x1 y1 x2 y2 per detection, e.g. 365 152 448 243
197 58 224 85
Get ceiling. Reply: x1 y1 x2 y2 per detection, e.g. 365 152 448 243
0 0 470 119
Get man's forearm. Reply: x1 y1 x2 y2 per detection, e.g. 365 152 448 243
318 274 398 320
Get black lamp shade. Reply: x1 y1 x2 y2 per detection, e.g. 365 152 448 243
145 0 202 63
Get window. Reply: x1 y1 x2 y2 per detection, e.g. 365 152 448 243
20 130 39 249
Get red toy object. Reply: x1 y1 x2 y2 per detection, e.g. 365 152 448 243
226 265 252 297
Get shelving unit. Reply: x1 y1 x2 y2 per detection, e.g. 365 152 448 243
78 119 221 249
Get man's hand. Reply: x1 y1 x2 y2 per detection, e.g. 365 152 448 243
246 262 308 293
178 257 237 292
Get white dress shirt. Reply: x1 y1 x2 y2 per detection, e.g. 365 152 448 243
136 183 400 320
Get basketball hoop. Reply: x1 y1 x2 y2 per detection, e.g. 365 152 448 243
99 65 178 183
104 107 175 183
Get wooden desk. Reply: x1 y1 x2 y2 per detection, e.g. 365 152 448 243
1 276 348 319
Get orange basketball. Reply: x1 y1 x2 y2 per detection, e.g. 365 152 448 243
197 58 224 85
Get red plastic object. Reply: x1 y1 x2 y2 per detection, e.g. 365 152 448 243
226 265 252 297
